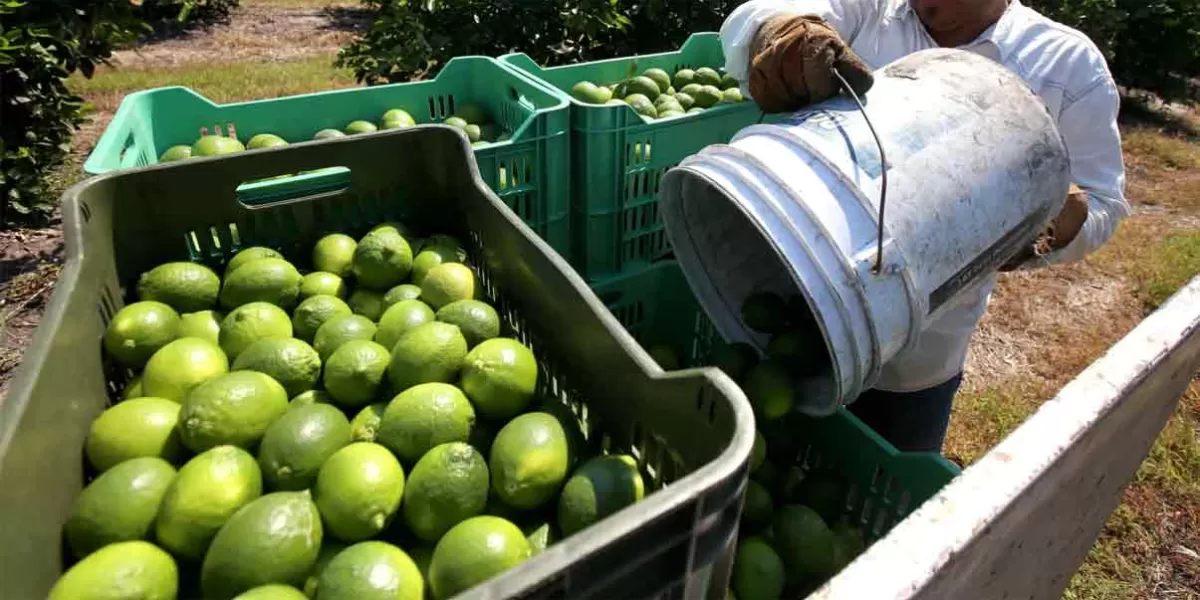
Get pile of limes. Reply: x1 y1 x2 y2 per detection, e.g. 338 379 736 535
569 66 745 121
713 291 866 600
55 223 647 600
158 103 511 164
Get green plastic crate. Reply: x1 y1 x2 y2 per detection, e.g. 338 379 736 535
83 56 573 263
592 260 959 543
501 33 774 280
5 128 755 600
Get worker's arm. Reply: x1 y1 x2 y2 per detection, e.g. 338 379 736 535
721 0 870 85
1039 77 1129 265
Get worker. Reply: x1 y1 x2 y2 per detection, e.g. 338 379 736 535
720 0 1129 453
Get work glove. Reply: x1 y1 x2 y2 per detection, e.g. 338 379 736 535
999 184 1090 271
748 14 875 113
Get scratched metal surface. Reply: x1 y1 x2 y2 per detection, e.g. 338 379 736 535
810 275 1200 600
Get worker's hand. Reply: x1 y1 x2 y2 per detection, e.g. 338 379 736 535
748 14 874 113
999 184 1090 271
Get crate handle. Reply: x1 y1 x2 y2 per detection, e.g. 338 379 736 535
510 86 537 113
233 167 353 207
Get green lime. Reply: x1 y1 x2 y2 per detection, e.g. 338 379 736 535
247 133 289 150
160 145 192 162
49 541 177 600
435 300 499 348
86 397 183 471
799 471 845 525
386 321 468 393
346 403 385 442
347 288 387 322
201 491 323 598
353 229 413 290
293 294 353 343
419 263 475 310
643 68 672 93
179 309 223 346
103 301 180 369
429 516 530 600
383 284 422 307
558 455 644 536
193 135 245 156
570 81 612 104
723 88 745 103
402 442 489 542
179 371 290 452
313 129 346 140
675 92 696 109
303 542 348 598
220 301 294 360
720 73 740 90
227 247 284 276
741 292 788 334
323 340 391 409
375 299 436 351
143 337 230 402
290 389 333 410
258 403 352 491
378 382 475 464
411 245 463 286
751 430 766 472
300 272 348 300
744 361 795 421
460 338 538 420
695 67 721 86
64 457 176 559
771 504 837 579
124 373 144 399
382 109 416 127
731 537 786 600
712 342 759 383
314 442 406 543
673 68 696 88
313 234 357 278
138 261 221 312
220 257 304 310
156 445 263 560
316 541 423 600
345 120 378 135
312 314 377 361
232 337 321 397
830 522 866 571
524 521 557 556
234 584 308 600
741 480 774 533
489 412 571 510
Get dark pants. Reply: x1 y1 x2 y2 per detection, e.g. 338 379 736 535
848 373 964 453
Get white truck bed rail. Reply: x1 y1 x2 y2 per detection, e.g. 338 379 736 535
815 275 1200 600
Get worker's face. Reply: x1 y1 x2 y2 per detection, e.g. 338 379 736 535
910 0 1005 37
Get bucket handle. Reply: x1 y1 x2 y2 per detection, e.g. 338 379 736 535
830 66 890 274
757 68 891 274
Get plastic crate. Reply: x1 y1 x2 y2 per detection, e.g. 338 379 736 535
3 127 755 600
501 33 775 280
592 260 959 544
83 57 573 264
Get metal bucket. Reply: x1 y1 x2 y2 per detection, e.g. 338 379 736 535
659 48 1071 415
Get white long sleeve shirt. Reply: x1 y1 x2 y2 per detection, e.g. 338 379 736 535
721 0 1129 392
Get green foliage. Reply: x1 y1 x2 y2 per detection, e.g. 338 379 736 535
337 0 739 84
0 0 147 223
0 0 238 225
1027 0 1200 100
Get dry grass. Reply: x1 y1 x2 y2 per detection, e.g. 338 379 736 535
948 107 1200 598
108 3 366 69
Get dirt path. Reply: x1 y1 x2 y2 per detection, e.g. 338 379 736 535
111 2 366 70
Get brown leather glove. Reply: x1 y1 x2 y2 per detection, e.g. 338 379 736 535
999 184 1090 271
748 14 875 113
